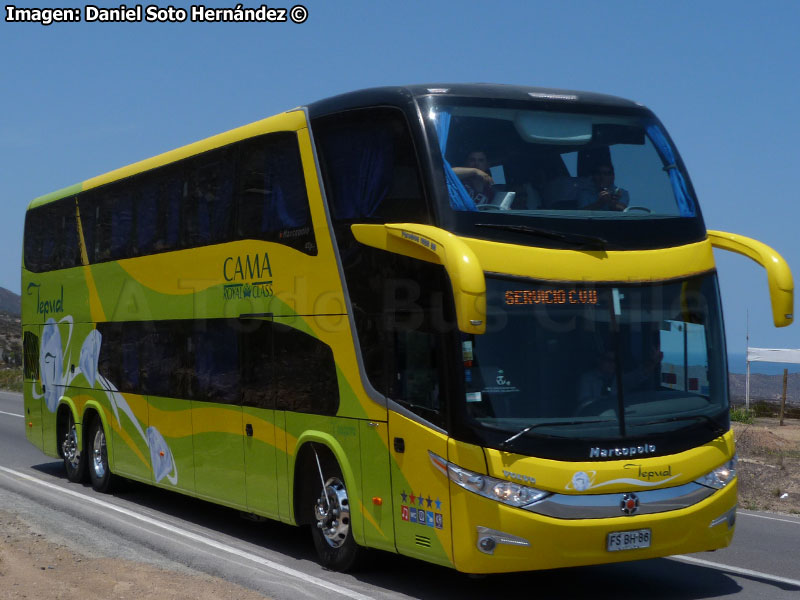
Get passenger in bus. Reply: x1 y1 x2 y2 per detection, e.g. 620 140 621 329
453 150 494 205
582 162 630 211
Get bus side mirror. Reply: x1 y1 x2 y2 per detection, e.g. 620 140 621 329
708 230 794 327
351 223 486 334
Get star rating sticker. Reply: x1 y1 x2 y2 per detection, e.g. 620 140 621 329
435 498 442 510
409 493 416 505
400 490 408 503
426 496 433 507
417 494 424 506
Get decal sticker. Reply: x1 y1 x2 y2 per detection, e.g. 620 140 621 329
79 329 102 387
409 508 417 523
566 468 682 492
35 318 179 485
401 505 409 521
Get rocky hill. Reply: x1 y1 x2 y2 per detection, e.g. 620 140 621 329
0 286 20 317
0 287 21 366
729 372 800 406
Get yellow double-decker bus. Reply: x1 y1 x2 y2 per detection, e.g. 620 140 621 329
22 84 793 573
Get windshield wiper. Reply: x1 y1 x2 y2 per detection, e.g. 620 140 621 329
474 223 607 250
499 419 616 450
631 414 728 437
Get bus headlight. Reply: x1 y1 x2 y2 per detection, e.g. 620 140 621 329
430 452 550 507
695 454 737 489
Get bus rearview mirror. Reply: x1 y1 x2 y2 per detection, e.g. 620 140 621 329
351 223 487 334
708 230 794 327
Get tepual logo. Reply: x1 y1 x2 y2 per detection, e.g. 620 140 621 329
27 283 64 319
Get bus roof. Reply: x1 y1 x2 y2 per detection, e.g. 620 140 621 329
306 83 645 118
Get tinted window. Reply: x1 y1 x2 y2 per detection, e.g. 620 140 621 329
137 167 182 255
273 321 339 415
94 319 339 414
313 108 431 224
192 319 239 404
236 133 316 254
33 133 315 272
183 148 236 247
241 319 273 409
23 331 40 380
24 200 81 272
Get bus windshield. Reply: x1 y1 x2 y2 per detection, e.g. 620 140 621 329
460 273 729 459
425 97 704 249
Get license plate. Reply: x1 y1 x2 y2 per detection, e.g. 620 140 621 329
606 528 651 552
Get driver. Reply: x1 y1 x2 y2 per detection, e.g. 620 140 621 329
453 150 494 205
576 345 662 415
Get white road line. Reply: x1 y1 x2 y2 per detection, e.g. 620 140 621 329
0 466 374 600
738 511 800 526
672 555 800 587
0 410 24 418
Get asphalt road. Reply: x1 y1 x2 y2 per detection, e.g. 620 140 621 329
1 390 799 599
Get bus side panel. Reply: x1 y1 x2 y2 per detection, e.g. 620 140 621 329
285 414 363 536
243 406 279 519
105 392 152 482
192 402 247 509
359 419 395 552
40 318 76 457
388 411 453 568
148 395 195 494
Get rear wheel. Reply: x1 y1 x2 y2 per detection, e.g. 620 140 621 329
310 457 360 571
62 411 86 483
88 417 114 493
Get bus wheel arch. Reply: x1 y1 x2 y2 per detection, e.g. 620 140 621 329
293 441 362 572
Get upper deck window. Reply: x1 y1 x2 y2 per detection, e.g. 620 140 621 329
423 97 705 250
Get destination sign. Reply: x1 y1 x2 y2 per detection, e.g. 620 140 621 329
504 288 598 306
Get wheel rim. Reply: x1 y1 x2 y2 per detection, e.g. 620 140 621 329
314 477 351 548
92 427 106 479
62 420 80 469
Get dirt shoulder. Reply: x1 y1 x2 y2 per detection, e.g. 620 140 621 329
733 417 800 514
0 509 269 600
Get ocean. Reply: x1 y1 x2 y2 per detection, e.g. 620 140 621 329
727 352 800 376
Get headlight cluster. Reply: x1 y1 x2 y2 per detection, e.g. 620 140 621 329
695 454 737 489
431 452 549 507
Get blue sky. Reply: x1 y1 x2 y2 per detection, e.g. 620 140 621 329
2 1 798 364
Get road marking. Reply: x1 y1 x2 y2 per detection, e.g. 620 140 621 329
739 510 800 526
672 555 800 587
0 466 374 600
0 410 24 418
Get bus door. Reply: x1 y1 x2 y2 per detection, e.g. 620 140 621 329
190 320 247 509
387 324 454 567
241 317 279 519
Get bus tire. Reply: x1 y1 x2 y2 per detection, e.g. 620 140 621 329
87 416 114 493
309 455 360 572
61 410 86 483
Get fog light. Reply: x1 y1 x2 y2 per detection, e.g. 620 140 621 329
478 536 497 554
475 526 530 555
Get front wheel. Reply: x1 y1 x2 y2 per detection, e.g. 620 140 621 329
310 460 360 571
62 411 86 483
88 417 114 493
